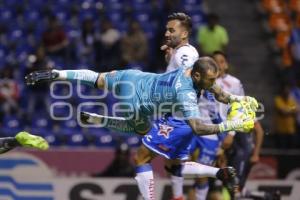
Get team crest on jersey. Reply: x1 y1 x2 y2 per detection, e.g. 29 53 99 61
158 124 174 138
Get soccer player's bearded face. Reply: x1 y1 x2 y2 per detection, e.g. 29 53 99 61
198 70 218 90
165 20 187 48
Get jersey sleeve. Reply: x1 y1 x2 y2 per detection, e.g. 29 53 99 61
176 89 201 119
174 46 199 69
235 80 245 96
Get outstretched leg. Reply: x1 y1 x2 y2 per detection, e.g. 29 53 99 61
179 162 238 198
0 131 49 154
80 111 151 135
134 145 156 200
0 137 19 154
25 69 107 89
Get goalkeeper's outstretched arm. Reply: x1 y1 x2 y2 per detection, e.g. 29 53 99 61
187 117 254 136
209 84 259 111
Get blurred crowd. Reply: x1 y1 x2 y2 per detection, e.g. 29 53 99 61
0 0 205 145
259 0 300 149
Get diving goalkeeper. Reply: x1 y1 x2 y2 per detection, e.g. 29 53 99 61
25 57 257 135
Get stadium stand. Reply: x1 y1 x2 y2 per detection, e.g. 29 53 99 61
0 0 206 147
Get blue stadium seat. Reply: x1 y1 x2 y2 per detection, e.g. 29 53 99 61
50 100 74 119
23 9 41 24
140 23 156 39
15 44 34 62
27 0 45 9
102 0 123 10
125 135 142 148
133 11 151 24
44 132 62 146
181 0 202 5
79 8 98 22
114 21 128 34
7 27 27 45
129 0 149 10
0 45 8 60
56 0 72 7
60 118 82 135
65 25 81 42
51 83 73 99
30 114 53 136
89 128 116 147
0 8 15 22
106 10 124 25
1 115 23 137
3 0 23 8
66 132 90 146
50 6 71 24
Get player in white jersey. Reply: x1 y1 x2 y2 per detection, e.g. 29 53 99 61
186 52 245 200
130 13 235 200
160 14 234 200
164 43 199 72
213 51 264 197
214 52 245 120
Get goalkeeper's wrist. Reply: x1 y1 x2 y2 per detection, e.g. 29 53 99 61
218 120 241 132
218 123 226 132
229 94 244 103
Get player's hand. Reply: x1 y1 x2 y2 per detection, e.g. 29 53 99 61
160 44 169 51
219 117 254 133
250 154 259 164
229 95 259 112
160 44 173 62
243 96 259 112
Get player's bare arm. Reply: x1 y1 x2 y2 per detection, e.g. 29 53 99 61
188 115 254 136
187 118 220 135
210 83 259 112
209 83 231 104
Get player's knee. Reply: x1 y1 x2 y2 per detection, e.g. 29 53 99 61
165 164 182 177
133 153 148 166
133 154 140 165
134 146 153 165
134 122 151 135
195 177 208 184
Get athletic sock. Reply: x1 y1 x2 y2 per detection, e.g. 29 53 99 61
171 175 184 199
135 164 155 200
53 69 99 87
181 161 219 178
194 181 209 200
0 137 19 154
166 164 184 199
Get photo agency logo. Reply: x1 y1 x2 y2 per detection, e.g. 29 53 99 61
49 80 265 128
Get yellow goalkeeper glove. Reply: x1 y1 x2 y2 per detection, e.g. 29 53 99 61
229 95 259 112
219 117 254 133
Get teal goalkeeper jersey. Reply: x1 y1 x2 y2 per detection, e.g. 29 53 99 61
105 68 201 119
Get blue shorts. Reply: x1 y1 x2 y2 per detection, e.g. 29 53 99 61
142 116 194 160
190 136 220 166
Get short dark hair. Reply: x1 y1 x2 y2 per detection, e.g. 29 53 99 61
167 12 192 34
192 57 219 75
207 13 219 22
212 50 227 59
